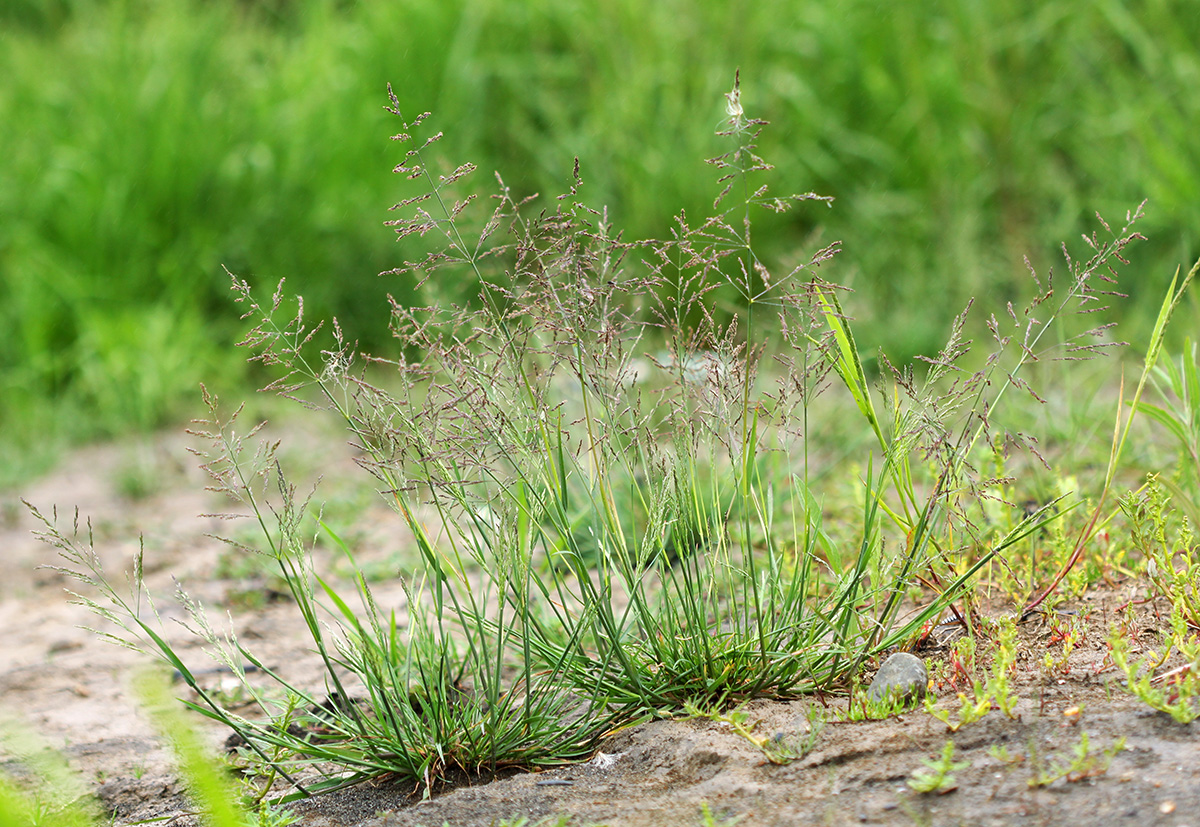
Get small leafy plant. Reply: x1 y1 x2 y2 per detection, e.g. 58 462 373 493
907 741 969 794
699 801 744 827
1121 478 1200 631
1110 605 1200 723
925 615 1019 731
986 744 1023 765
837 684 921 721
1027 731 1125 787
1040 613 1086 676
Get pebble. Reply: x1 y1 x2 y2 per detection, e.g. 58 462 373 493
868 652 928 706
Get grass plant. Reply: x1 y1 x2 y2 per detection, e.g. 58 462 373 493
29 73 1193 802
30 433 621 798
1141 336 1200 525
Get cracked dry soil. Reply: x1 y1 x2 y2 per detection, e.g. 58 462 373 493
3 432 1198 827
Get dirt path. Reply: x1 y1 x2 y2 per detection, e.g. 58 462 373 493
4 432 1199 827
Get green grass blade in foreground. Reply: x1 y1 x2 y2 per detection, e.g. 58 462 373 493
0 712 99 827
135 668 253 827
2 686 270 827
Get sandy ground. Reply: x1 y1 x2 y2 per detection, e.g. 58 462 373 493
3 429 1199 827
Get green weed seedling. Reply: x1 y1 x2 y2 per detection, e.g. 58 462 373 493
986 744 1024 765
836 681 918 722
1121 478 1200 631
1027 732 1125 788
941 634 978 690
1040 614 1086 677
924 688 992 733
699 801 744 827
907 741 969 794
925 616 1019 731
1110 606 1200 723
983 616 1020 718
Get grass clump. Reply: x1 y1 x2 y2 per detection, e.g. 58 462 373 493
31 74 1178 800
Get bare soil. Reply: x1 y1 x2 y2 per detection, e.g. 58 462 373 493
3 431 1198 827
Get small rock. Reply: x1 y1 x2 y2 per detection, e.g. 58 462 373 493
868 652 928 706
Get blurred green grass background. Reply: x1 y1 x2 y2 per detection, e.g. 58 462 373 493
2 0 1197 484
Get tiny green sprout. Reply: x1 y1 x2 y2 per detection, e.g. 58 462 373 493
924 688 991 732
985 615 1020 718
986 744 1023 765
700 800 745 827
838 688 916 721
907 741 970 794
1027 731 1125 787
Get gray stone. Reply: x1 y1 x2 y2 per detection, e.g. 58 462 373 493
867 652 928 706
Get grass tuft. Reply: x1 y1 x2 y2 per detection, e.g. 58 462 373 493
30 75 1193 802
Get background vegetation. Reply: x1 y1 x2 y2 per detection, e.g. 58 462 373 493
2 0 1198 483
